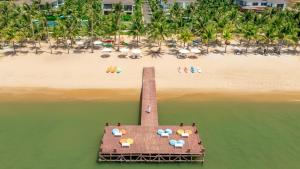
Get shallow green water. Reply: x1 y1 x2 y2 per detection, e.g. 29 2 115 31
0 101 300 169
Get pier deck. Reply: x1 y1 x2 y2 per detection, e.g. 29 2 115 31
141 67 158 126
98 67 205 162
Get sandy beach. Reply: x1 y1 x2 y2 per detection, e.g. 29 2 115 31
1 42 300 101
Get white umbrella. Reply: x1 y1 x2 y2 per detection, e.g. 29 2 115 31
76 41 84 46
120 47 129 53
131 48 141 54
67 39 72 45
3 47 14 52
190 48 201 54
93 41 102 45
102 47 112 52
179 48 189 54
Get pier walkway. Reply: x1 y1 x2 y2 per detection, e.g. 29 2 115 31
141 67 158 126
98 67 205 162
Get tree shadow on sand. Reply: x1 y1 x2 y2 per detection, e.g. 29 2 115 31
118 54 128 59
212 49 224 55
54 51 63 55
73 49 85 54
145 49 164 58
100 54 110 58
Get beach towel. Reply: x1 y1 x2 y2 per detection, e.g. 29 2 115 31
111 66 117 73
116 67 122 74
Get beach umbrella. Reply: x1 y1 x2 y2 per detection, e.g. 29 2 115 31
169 139 177 146
75 41 84 46
131 48 142 59
179 48 189 54
165 129 173 134
3 47 14 52
190 48 201 54
120 47 129 53
131 48 141 54
93 41 102 46
127 138 134 144
177 129 184 135
119 138 128 144
177 140 185 145
120 129 127 135
112 128 120 135
102 48 112 52
185 130 193 135
66 39 72 45
157 129 164 135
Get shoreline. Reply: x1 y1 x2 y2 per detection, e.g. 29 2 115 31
1 87 300 102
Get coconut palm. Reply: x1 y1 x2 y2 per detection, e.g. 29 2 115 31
201 22 217 53
58 0 81 54
222 27 233 53
84 0 103 53
178 27 193 48
241 22 258 53
111 3 123 51
147 10 170 52
129 0 145 47
22 0 42 54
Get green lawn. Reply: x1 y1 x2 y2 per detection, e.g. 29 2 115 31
0 101 299 169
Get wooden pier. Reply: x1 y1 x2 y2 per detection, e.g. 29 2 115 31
98 67 205 162
141 67 158 126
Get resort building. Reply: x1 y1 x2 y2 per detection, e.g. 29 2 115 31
12 0 64 7
235 0 287 11
160 0 194 10
12 0 134 14
102 0 134 14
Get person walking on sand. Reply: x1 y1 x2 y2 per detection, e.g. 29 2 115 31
184 67 188 73
178 67 182 73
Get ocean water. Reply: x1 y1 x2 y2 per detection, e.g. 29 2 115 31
0 100 299 169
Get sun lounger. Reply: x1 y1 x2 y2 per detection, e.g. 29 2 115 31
121 142 130 147
181 133 190 137
174 143 184 148
160 133 169 137
114 132 122 137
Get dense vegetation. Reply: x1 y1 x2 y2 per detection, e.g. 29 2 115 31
0 0 299 54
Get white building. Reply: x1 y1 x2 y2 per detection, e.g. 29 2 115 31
160 0 194 10
102 0 134 14
236 0 286 10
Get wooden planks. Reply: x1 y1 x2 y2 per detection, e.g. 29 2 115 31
140 67 158 126
100 125 204 154
98 67 205 162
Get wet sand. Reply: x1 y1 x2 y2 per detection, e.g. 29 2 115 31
1 87 300 102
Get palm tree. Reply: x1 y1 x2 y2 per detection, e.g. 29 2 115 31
201 22 216 53
129 0 145 47
178 27 193 48
85 0 103 53
222 27 233 53
262 24 278 54
23 0 42 54
241 22 258 53
147 10 170 52
58 0 80 54
112 3 123 51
